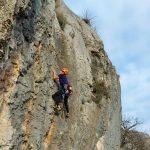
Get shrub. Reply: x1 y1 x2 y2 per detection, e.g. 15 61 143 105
82 10 94 26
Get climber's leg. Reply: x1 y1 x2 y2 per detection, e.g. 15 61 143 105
64 95 69 117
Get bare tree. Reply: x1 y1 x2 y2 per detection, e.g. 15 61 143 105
121 116 150 150
122 116 142 130
121 116 142 148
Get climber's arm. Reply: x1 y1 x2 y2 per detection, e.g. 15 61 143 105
51 67 60 89
51 67 59 80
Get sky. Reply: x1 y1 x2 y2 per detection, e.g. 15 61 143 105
64 0 150 134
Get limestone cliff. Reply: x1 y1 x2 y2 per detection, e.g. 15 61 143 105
0 0 121 149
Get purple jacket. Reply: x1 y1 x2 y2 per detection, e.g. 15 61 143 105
58 74 69 86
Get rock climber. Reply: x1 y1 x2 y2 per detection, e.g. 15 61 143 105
51 67 73 118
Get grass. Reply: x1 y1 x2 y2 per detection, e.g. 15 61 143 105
82 10 95 26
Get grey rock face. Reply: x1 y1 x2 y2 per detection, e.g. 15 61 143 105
0 0 121 150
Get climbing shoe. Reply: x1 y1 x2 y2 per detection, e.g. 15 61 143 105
57 105 62 111
65 113 69 118
53 105 57 110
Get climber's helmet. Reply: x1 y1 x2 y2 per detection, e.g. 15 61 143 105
61 68 69 75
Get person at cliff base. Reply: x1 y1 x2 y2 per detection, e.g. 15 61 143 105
51 67 73 118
